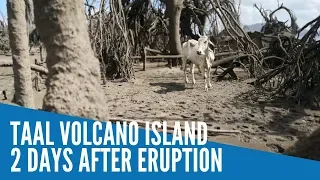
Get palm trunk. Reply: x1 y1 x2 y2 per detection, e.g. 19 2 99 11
166 0 183 67
7 0 34 108
33 0 109 120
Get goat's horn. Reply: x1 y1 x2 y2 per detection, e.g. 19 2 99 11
209 40 216 47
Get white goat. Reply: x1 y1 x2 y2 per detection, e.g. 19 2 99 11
181 35 216 91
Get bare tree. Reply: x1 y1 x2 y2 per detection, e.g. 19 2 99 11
7 0 34 108
166 0 184 66
33 0 109 120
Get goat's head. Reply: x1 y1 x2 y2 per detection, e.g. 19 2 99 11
196 35 216 55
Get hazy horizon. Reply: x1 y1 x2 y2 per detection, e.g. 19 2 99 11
0 0 319 31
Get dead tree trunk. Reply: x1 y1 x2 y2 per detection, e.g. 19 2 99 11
33 0 108 121
7 0 34 108
166 0 183 67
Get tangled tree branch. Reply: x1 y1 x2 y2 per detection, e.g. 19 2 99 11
254 3 298 35
88 0 135 80
255 15 320 106
208 0 264 77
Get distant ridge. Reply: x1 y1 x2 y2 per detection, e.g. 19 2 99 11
243 23 264 33
243 23 319 40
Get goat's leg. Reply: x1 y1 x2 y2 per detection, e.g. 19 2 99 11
191 63 196 84
207 67 212 89
181 57 187 71
184 69 189 83
183 58 189 83
197 65 202 75
201 66 208 91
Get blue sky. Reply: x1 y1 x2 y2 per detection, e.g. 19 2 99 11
0 1 6 21
0 0 319 28
238 0 320 28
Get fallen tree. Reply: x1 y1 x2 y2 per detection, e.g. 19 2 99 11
0 60 48 74
255 15 320 106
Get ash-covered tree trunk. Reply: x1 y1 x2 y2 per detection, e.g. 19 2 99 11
25 0 34 35
7 0 34 108
166 0 183 67
33 0 108 121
